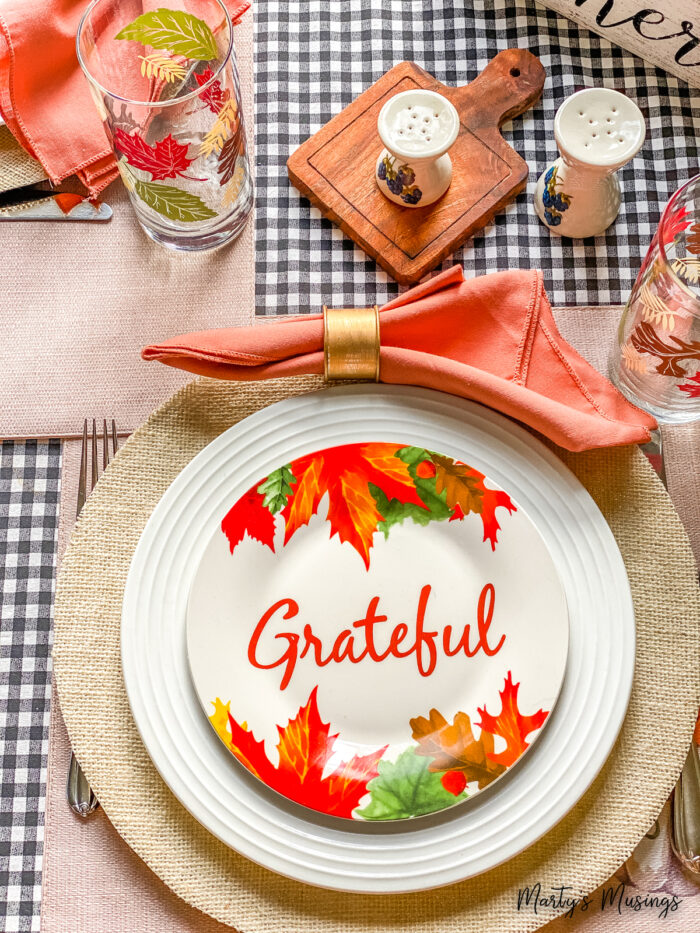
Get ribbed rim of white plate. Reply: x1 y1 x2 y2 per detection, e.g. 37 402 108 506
121 385 635 894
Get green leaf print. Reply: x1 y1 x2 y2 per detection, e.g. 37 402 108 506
133 179 217 222
356 747 465 821
115 8 218 61
371 447 451 537
258 465 296 514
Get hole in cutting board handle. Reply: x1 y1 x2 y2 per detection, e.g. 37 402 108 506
510 67 521 77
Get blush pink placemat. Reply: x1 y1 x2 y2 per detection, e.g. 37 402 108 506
41 437 229 932
0 11 255 442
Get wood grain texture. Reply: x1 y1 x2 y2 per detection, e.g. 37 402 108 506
287 49 545 284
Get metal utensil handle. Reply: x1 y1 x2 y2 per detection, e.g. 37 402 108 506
66 420 118 817
67 751 99 817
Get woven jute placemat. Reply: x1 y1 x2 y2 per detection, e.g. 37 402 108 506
0 124 46 192
53 376 700 933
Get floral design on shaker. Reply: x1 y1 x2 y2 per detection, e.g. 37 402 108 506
541 165 572 227
209 671 549 820
378 155 423 205
220 443 517 570
114 8 247 219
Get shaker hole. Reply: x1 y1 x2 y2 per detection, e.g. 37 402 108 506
579 110 584 116
510 67 520 77
426 136 432 141
618 136 624 142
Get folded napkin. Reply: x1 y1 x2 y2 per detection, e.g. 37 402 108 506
143 266 657 452
0 0 250 195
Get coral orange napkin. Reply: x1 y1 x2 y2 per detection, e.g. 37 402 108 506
143 266 657 452
0 0 250 195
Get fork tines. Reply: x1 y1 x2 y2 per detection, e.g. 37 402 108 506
76 419 119 520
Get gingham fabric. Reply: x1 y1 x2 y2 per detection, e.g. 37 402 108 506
0 441 60 932
254 0 700 315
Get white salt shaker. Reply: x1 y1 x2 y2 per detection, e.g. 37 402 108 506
376 89 460 208
534 87 645 238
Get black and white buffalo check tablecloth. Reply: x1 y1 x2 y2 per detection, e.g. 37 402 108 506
254 0 700 315
0 441 60 932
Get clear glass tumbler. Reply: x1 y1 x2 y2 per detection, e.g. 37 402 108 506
612 174 700 423
77 0 253 250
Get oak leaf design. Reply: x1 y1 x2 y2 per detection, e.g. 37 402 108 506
431 453 483 515
687 222 700 256
437 455 516 549
630 322 700 378
410 708 505 789
477 671 548 768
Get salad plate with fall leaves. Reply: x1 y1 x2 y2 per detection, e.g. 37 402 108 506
186 440 569 821
121 385 635 892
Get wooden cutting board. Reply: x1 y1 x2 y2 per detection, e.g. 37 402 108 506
287 49 545 285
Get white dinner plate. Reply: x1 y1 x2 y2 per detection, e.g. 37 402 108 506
122 385 635 893
185 439 569 821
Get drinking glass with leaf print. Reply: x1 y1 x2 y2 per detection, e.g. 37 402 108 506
77 0 253 251
612 175 700 423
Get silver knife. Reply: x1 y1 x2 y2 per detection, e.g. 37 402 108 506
642 430 700 875
0 184 112 221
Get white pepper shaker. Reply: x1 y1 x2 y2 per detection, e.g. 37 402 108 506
534 87 645 238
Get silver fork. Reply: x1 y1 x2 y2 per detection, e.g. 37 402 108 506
66 419 118 817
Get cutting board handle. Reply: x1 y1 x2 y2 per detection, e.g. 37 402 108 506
451 49 545 129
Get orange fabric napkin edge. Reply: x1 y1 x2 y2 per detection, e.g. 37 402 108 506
0 1 251 195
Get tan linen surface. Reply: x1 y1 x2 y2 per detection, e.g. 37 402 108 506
51 374 700 933
0 12 254 441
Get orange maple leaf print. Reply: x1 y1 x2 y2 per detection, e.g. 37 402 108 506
282 444 427 568
221 486 276 553
477 671 548 767
223 687 387 817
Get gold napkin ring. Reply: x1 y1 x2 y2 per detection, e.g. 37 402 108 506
323 305 380 381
